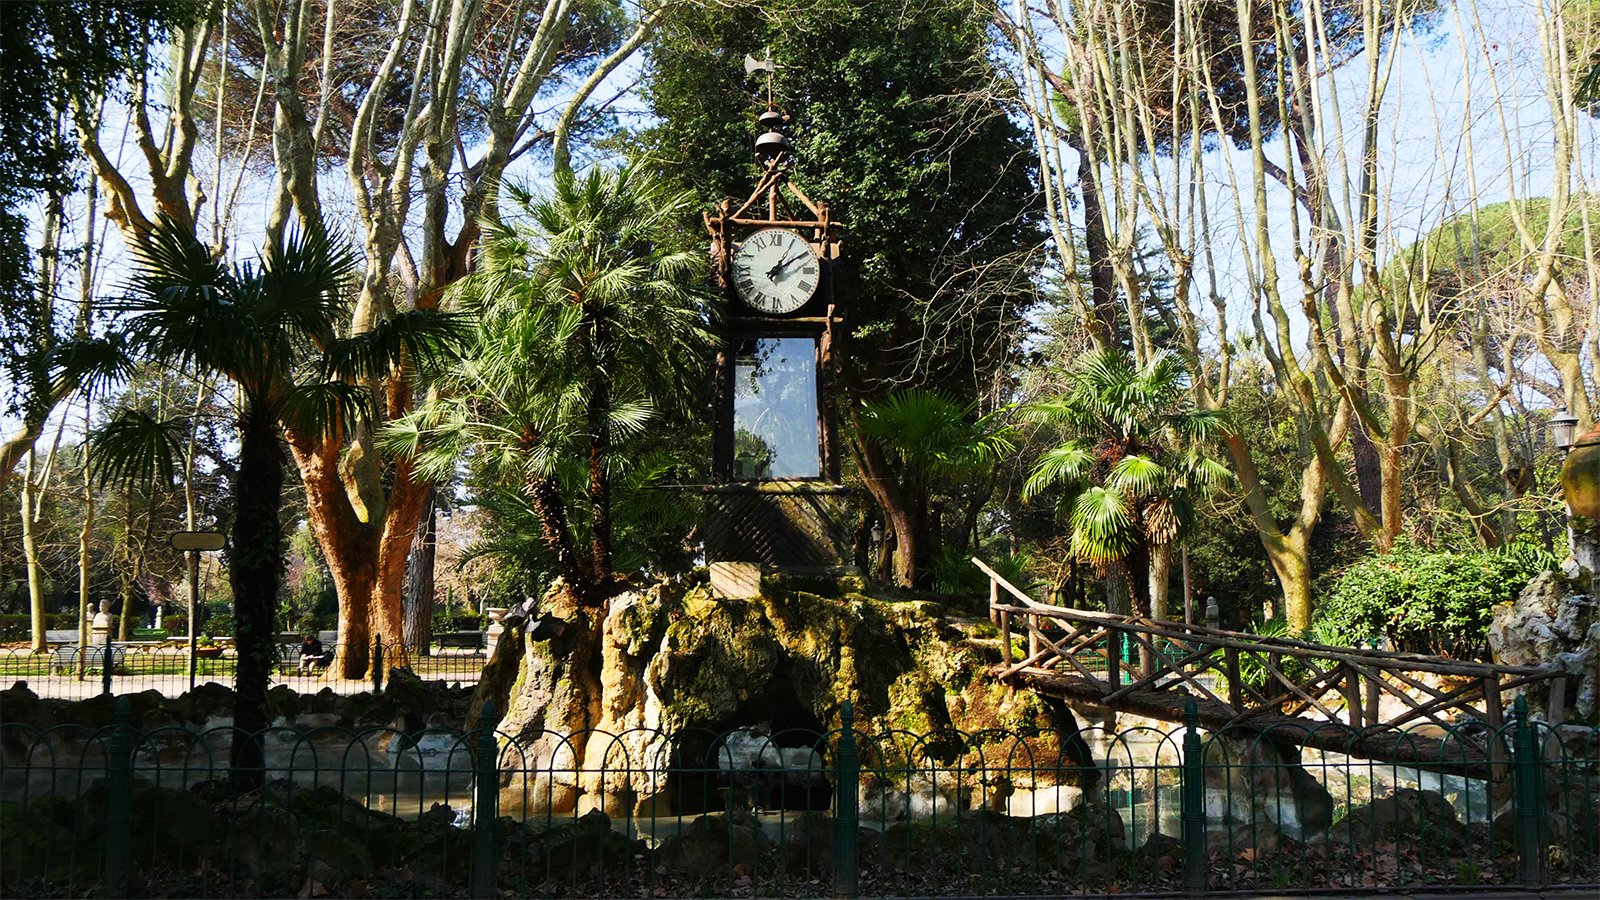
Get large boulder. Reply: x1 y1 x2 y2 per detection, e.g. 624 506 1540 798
1327 787 1466 848
1488 570 1599 719
656 811 773 877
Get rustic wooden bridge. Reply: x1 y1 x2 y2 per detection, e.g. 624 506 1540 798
974 558 1569 777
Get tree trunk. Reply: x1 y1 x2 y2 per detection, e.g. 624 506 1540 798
76 407 94 679
848 420 921 589
528 472 590 596
230 401 285 783
1068 131 1120 349
1149 542 1172 622
403 492 437 655
1351 422 1383 517
1265 536 1314 635
1124 541 1152 618
1102 562 1130 616
21 452 47 654
330 560 374 676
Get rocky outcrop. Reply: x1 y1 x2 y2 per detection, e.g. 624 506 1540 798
481 575 1093 819
1488 570 1599 719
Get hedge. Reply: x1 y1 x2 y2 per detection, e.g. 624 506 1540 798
0 613 80 643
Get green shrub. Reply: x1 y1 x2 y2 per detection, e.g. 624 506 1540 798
0 613 79 642
433 611 483 633
1317 543 1554 659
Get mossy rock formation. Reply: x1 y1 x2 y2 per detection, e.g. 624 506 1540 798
477 576 1092 818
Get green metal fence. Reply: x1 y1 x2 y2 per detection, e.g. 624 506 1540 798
0 639 486 700
1 696 1596 897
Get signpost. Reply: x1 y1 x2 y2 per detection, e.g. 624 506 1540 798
170 531 225 691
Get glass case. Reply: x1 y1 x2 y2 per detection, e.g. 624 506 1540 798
732 336 820 480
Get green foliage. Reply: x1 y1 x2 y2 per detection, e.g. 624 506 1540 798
1025 349 1231 569
385 161 714 589
0 613 77 642
929 548 1035 597
431 611 483 633
0 0 192 408
1317 543 1556 658
857 389 1016 488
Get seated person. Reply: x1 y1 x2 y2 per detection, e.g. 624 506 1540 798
298 635 334 673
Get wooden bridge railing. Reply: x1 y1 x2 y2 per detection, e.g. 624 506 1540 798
975 557 1567 774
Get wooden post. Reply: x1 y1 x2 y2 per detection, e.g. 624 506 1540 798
1225 646 1242 711
1548 674 1567 726
989 578 999 626
1365 670 1380 726
1484 675 1506 781
999 609 1013 668
1343 663 1362 728
1546 674 1567 759
1028 613 1041 661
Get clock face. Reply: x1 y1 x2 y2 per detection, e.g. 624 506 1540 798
731 228 820 315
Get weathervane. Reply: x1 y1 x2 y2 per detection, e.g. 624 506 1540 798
744 50 779 106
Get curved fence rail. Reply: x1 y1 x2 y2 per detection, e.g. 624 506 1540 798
0 641 486 700
1 696 1596 897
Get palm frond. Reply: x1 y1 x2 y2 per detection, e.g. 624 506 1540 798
1068 486 1138 566
1023 444 1093 499
1108 454 1167 496
256 226 357 339
278 381 369 438
47 334 138 398
87 410 187 488
319 310 473 381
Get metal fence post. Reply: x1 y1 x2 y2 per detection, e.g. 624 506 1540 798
1511 695 1544 887
471 700 499 899
372 634 385 692
1180 697 1207 894
833 700 860 899
101 626 115 697
103 696 134 897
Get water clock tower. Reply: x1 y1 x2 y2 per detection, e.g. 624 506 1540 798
703 57 853 595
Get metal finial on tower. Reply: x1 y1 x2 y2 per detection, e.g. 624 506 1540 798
744 51 790 168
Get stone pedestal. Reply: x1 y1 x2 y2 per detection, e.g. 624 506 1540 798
484 607 509 658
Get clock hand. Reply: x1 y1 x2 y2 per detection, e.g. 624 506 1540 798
766 251 810 281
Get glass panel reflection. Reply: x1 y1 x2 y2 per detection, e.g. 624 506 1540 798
733 337 819 479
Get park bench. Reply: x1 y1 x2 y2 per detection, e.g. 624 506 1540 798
50 645 128 674
436 631 486 653
276 643 332 676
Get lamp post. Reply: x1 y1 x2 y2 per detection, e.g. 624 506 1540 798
1551 406 1594 574
1550 407 1578 456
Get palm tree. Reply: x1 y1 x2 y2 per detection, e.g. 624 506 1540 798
90 219 461 780
1023 349 1230 620
853 388 1016 588
383 161 714 602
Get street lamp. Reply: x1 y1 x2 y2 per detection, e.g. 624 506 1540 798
1551 406 1579 455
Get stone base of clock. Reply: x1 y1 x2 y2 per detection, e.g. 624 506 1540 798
703 481 855 569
